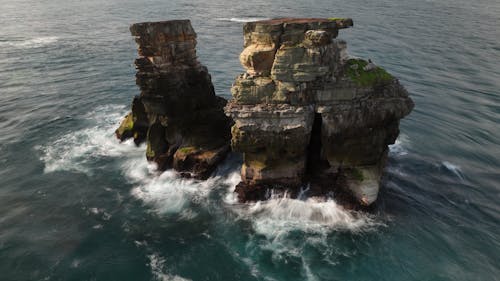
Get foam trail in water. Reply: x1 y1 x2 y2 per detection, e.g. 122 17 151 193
0 36 59 48
442 161 465 180
148 253 192 281
38 104 140 173
129 170 215 215
216 17 269 23
389 134 409 156
38 102 218 215
246 197 381 238
125 154 222 215
223 186 382 280
223 180 382 238
222 171 242 204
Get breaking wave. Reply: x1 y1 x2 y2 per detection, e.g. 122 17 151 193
38 104 139 173
249 197 381 237
148 253 192 281
128 165 217 215
124 147 234 216
223 178 383 239
222 181 384 279
389 134 410 156
0 36 59 48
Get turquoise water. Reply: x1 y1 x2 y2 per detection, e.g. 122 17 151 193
1 0 499 280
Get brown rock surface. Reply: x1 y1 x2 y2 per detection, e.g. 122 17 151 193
226 18 414 206
117 20 232 179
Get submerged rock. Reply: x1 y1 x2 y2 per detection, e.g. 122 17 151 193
225 18 414 206
117 20 232 179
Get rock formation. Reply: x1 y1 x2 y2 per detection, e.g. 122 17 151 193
116 20 232 179
225 18 414 205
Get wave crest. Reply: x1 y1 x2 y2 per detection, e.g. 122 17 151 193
38 104 138 173
0 36 59 48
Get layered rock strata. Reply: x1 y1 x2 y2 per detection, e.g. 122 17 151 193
116 20 232 179
225 18 414 205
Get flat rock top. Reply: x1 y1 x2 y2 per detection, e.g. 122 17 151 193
253 18 333 25
130 19 195 36
248 17 353 29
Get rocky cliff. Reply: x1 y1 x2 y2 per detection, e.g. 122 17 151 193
116 20 232 179
225 18 414 206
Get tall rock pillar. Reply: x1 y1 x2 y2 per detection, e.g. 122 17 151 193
226 18 414 205
117 20 232 179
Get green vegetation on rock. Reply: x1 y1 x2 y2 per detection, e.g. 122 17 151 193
178 146 197 154
248 160 266 169
146 141 155 158
346 58 393 87
116 113 134 136
328 17 345 21
351 167 365 181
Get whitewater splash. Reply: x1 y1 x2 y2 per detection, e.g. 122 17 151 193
221 176 383 280
38 104 141 173
0 36 59 48
389 134 410 156
223 174 383 238
36 104 385 281
251 198 380 235
37 103 220 216
147 253 192 281
39 104 382 236
127 164 217 215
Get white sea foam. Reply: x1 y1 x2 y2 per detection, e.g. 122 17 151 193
223 178 382 239
127 161 218 215
222 171 242 204
247 197 381 238
389 134 410 156
39 104 141 173
442 161 464 180
148 253 191 281
38 103 216 216
85 206 112 221
0 36 59 48
216 17 269 23
227 193 380 280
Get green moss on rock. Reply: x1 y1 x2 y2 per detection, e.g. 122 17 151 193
177 146 197 154
351 167 365 181
115 113 135 140
346 58 393 87
146 141 155 158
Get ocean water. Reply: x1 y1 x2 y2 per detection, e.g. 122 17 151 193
1 0 499 280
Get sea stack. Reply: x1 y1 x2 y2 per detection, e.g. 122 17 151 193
225 18 414 205
116 20 232 179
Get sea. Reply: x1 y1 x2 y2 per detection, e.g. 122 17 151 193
1 0 499 280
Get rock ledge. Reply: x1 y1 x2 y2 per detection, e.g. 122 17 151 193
225 17 414 206
117 20 232 179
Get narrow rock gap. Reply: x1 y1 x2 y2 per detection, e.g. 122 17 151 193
306 113 325 176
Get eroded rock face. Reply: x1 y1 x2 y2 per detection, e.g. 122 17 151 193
226 18 414 206
117 20 232 179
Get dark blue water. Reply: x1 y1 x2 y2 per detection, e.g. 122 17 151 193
1 0 499 280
